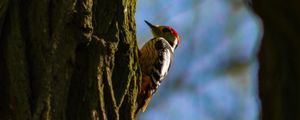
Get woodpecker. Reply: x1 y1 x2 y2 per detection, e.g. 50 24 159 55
136 20 180 115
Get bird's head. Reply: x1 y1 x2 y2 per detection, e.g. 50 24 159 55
145 20 180 49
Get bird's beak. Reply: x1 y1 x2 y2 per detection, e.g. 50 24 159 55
145 20 155 28
144 20 160 34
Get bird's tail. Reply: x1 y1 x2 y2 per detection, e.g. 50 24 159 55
135 75 153 117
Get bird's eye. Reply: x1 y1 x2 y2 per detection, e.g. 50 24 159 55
162 28 171 33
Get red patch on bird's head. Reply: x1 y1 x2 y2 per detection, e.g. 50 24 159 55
167 26 180 44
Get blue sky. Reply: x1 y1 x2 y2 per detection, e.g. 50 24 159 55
136 0 263 120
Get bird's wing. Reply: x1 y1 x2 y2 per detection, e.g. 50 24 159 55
150 37 173 85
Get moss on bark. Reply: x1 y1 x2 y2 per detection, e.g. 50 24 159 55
0 0 140 120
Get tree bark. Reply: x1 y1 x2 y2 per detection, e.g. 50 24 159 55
0 0 140 120
252 1 300 120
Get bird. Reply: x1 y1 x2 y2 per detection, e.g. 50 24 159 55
136 20 180 116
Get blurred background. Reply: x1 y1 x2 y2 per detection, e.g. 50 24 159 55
136 0 262 120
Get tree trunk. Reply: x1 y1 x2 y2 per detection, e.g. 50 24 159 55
252 1 300 120
0 0 140 120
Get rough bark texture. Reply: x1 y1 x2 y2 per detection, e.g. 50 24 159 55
252 1 300 120
0 0 140 120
